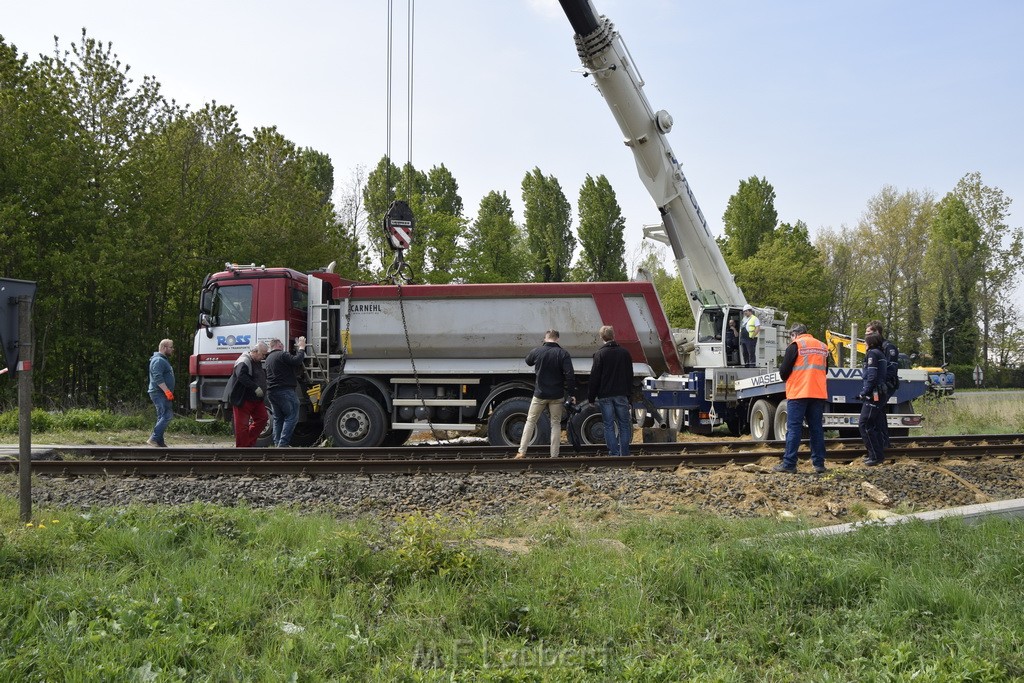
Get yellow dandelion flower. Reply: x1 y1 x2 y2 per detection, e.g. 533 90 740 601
25 522 33 528
38 524 46 529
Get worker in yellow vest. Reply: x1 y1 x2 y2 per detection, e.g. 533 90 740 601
740 304 762 367
773 323 829 474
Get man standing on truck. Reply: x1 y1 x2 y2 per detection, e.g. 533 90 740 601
740 305 761 367
773 323 829 474
588 325 634 456
514 330 576 459
265 336 307 447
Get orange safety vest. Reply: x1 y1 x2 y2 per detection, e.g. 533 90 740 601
785 334 828 400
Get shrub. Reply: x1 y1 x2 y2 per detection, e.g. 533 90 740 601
0 408 55 434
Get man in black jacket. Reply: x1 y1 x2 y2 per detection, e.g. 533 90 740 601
588 325 634 456
225 342 269 447
514 330 576 458
265 336 307 447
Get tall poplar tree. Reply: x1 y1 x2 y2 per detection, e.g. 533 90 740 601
462 190 529 283
952 172 1023 371
721 176 777 260
521 167 574 282
574 174 626 281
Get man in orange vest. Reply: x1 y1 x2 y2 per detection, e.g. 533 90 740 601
773 323 829 474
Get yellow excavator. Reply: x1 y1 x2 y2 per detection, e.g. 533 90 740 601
825 330 954 396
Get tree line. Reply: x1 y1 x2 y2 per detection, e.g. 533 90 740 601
1 32 1021 409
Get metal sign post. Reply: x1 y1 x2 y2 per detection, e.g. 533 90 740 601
17 296 33 521
1 278 37 522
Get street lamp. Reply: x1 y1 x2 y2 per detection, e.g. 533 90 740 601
941 327 954 366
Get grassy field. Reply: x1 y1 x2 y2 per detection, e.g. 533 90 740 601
3 499 1023 681
2 391 1023 679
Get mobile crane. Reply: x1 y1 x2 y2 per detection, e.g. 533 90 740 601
557 0 928 439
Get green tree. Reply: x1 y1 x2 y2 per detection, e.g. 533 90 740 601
814 226 875 334
925 194 982 321
721 176 777 260
461 190 529 283
420 164 466 284
931 287 950 365
362 155 404 271
574 174 626 281
634 241 693 329
732 222 829 334
855 185 934 341
521 167 574 282
243 127 340 271
952 172 1023 371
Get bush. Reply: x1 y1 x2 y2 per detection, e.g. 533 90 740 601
0 408 55 434
0 407 230 435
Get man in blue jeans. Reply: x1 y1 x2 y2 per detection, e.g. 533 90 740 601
588 325 634 456
147 339 175 447
264 336 307 447
773 323 829 474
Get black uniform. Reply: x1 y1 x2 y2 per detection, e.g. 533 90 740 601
879 338 899 445
858 347 888 465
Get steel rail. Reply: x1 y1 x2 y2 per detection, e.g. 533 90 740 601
3 438 1021 477
22 433 1024 463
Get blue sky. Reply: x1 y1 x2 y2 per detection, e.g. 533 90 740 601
3 0 1022 306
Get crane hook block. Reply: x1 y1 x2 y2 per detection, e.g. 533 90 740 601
384 200 415 251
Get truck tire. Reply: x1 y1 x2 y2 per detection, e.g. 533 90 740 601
773 399 790 442
324 394 387 447
255 400 274 447
750 399 776 441
291 421 324 447
488 398 550 448
380 429 413 447
574 404 605 446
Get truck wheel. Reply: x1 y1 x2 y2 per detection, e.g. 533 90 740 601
725 413 743 437
291 421 324 447
773 399 790 442
255 400 274 447
488 398 550 448
574 404 605 446
324 394 387 447
380 429 413 447
750 399 776 441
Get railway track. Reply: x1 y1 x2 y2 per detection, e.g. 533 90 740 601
3 434 1022 477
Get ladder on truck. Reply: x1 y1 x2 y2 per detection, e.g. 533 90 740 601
304 273 340 386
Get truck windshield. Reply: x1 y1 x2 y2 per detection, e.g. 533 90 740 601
697 309 724 343
212 285 253 326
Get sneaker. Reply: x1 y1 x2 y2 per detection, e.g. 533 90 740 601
772 463 797 474
864 458 884 467
813 465 827 474
513 452 526 460
146 437 160 448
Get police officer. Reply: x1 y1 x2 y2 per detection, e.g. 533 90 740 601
858 332 888 466
866 320 899 446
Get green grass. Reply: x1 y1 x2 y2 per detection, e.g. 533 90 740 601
917 391 1024 436
2 499 1023 681
0 407 232 440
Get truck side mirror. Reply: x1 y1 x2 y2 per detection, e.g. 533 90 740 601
199 313 216 339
